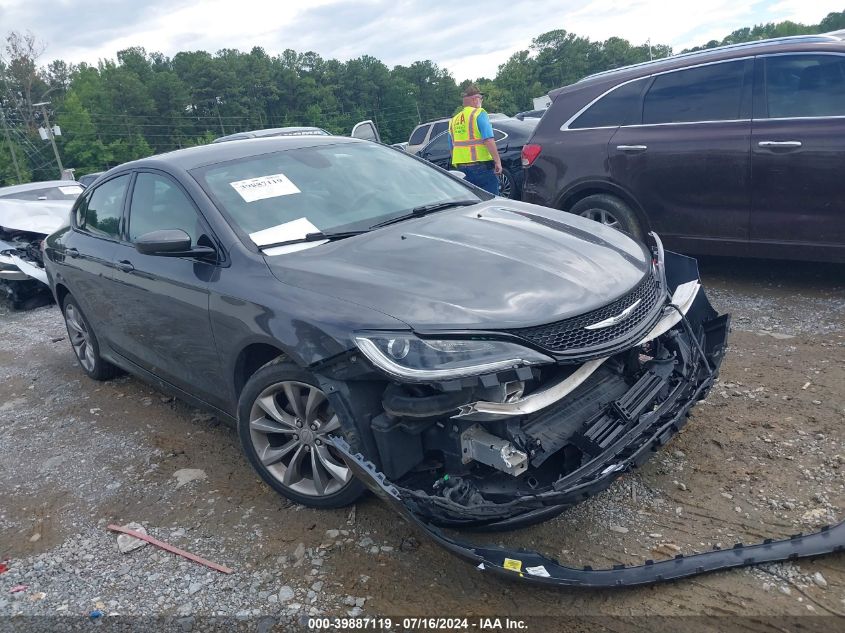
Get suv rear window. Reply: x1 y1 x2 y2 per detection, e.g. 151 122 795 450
431 121 449 137
643 60 748 124
409 124 430 145
765 54 845 118
570 77 649 129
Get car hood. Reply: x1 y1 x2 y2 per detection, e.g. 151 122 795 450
264 201 651 329
0 199 73 235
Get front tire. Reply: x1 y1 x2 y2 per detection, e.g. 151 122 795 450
238 363 364 508
61 295 119 381
570 194 644 241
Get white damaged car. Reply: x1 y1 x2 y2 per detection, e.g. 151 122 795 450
0 181 82 308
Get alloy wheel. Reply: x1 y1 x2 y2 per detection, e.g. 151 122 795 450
579 208 621 229
247 381 352 497
64 303 96 372
497 171 513 198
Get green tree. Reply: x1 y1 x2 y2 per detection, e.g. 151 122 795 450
56 91 111 174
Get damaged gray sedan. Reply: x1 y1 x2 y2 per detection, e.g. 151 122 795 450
43 137 843 585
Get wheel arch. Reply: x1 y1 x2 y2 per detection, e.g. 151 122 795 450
557 181 651 234
54 282 70 309
233 342 291 403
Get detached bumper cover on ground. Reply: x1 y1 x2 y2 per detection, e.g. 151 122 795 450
330 436 845 587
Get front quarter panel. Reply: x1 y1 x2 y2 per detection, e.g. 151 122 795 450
208 245 408 415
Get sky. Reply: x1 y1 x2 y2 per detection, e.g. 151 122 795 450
0 0 842 81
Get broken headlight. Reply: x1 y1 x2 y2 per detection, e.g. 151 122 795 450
354 333 552 382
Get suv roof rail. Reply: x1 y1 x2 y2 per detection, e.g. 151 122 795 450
578 34 841 83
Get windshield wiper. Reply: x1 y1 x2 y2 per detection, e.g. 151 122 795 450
369 199 480 230
260 230 368 250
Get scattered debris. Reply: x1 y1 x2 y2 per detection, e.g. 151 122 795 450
106 524 233 574
756 330 795 340
28 533 41 543
173 468 207 488
10 585 28 593
801 508 830 526
801 382 811 390
609 525 629 534
116 522 149 554
400 536 420 552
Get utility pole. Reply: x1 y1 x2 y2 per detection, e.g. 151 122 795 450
0 103 23 183
214 99 225 135
32 101 63 176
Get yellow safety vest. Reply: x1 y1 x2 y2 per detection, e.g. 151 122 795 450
449 106 493 166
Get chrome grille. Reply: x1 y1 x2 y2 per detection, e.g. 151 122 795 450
508 273 661 354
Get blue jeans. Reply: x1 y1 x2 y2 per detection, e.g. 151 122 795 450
458 163 499 195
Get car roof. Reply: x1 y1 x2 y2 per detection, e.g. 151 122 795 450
551 33 845 97
423 117 538 148
212 126 330 143
112 135 362 173
0 180 82 196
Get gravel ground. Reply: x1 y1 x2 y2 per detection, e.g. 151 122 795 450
0 256 843 630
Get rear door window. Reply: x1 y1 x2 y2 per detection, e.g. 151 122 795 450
570 77 649 128
643 60 749 124
409 124 430 145
76 175 130 239
764 54 845 118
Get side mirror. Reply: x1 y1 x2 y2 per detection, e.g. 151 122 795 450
135 229 216 259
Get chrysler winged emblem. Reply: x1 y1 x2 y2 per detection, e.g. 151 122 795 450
584 299 642 330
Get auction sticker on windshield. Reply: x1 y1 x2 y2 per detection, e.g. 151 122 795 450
230 173 301 203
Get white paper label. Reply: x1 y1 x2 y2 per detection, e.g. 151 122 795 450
250 217 320 248
525 565 551 578
59 185 83 195
230 173 300 203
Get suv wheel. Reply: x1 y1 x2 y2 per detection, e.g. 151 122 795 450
238 363 364 508
570 194 644 241
62 295 120 381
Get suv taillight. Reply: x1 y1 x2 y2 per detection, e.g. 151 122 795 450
521 144 542 167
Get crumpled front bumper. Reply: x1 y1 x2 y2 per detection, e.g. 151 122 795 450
330 436 845 587
325 246 845 586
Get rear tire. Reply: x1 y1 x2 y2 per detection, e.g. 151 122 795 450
497 168 518 199
570 194 644 241
61 295 119 381
238 363 364 508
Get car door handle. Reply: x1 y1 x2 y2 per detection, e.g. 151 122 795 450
116 260 135 273
66 248 79 258
616 145 648 152
757 140 802 148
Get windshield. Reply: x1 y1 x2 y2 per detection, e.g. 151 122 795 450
193 141 483 246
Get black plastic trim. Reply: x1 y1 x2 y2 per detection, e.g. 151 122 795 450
329 435 845 588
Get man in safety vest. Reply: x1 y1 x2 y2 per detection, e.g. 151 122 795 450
448 84 502 194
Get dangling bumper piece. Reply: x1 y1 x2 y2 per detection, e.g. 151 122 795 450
329 436 845 588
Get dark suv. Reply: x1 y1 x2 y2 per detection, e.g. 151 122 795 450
522 33 845 263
